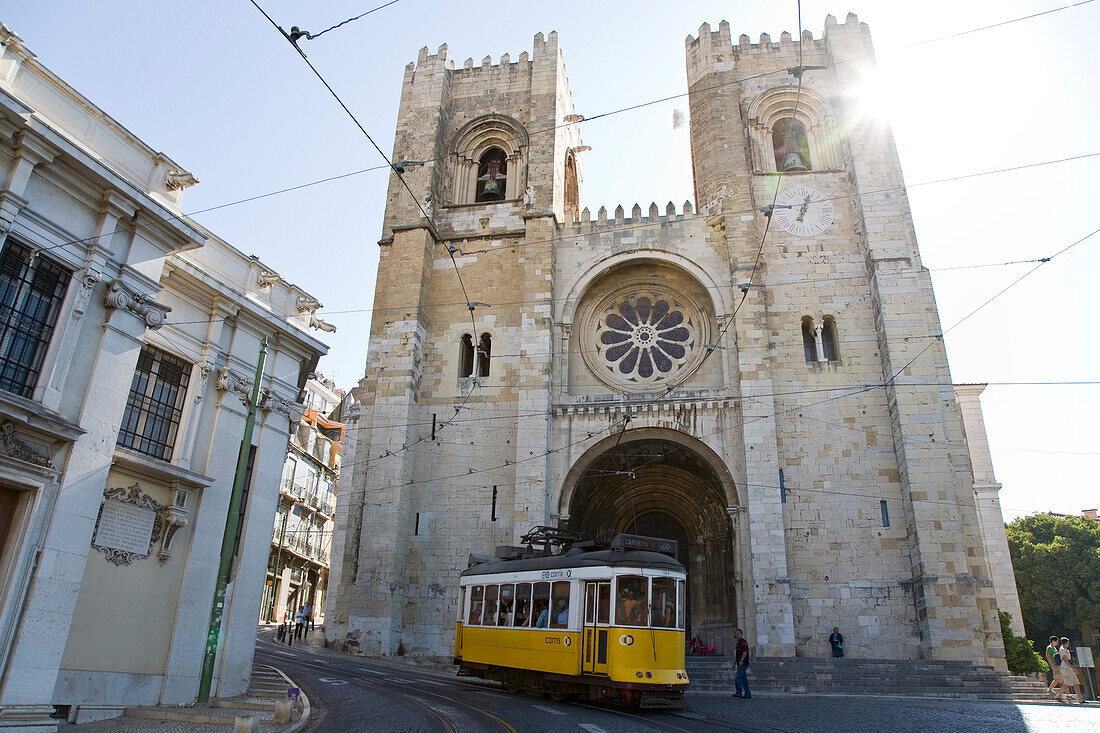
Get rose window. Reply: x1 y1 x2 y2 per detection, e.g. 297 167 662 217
595 296 696 384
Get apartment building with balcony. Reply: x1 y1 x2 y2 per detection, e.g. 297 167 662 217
261 375 344 624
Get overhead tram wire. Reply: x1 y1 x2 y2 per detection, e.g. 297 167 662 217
25 146 1100 274
247 0 488 454
337 212 1100 491
26 0 1100 262
286 0 403 42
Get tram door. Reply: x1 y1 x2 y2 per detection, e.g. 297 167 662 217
582 581 611 675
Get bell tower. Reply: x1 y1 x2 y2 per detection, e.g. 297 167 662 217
327 33 584 656
683 14 1002 663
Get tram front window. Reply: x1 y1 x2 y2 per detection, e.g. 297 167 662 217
533 582 551 627
651 577 677 628
550 581 570 628
616 575 649 626
514 583 532 627
468 585 484 625
484 585 499 626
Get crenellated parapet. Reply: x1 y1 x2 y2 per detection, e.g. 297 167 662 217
685 13 868 87
561 200 697 235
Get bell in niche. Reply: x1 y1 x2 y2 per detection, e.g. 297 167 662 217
781 151 808 172
476 157 506 202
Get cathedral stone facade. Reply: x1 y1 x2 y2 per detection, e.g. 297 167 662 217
327 15 1018 668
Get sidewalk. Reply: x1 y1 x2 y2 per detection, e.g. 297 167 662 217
58 649 309 733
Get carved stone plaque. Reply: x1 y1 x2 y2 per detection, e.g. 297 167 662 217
91 484 166 565
94 499 156 556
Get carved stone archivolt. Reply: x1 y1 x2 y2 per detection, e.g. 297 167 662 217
0 422 53 468
104 279 170 329
91 483 176 566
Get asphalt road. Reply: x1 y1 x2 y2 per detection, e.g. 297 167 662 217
255 629 1100 733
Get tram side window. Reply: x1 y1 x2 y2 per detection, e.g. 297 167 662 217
484 585 499 627
514 583 532 627
651 577 677 629
459 587 466 623
597 582 611 624
533 582 551 627
616 575 649 626
550 582 571 628
498 584 515 626
468 586 484 625
677 580 686 630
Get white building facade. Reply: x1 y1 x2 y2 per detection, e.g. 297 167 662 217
261 376 343 625
0 25 328 729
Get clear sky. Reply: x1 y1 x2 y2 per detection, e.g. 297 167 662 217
5 1 1097 521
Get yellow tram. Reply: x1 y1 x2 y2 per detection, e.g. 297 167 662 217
454 529 688 706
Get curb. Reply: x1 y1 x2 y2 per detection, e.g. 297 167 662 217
263 664 311 733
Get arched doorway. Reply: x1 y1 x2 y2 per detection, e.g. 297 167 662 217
561 430 740 651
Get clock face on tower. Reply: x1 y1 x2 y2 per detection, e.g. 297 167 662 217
772 186 834 237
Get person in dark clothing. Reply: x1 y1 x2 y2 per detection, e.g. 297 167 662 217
733 628 751 699
829 627 844 658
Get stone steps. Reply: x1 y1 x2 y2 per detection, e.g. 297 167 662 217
685 657 1037 700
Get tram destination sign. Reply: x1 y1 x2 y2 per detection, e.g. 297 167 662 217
613 534 678 556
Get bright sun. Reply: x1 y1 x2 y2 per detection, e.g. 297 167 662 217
849 67 895 124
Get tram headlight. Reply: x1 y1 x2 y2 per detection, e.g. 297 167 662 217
645 671 652 678
635 671 643 678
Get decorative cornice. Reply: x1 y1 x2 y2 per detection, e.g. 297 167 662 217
215 368 252 407
309 314 337 333
264 389 307 422
256 270 283 288
165 170 199 190
0 422 53 468
104 279 170 329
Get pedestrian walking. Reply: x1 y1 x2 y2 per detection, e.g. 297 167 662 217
829 627 844 658
303 603 313 633
1045 636 1063 697
733 628 751 699
294 605 305 640
1055 637 1086 704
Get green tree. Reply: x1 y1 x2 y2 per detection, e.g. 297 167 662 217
1000 611 1048 675
1006 514 1100 645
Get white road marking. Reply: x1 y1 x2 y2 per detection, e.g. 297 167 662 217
417 679 446 686
384 677 412 684
317 677 349 686
531 704 566 716
269 651 295 657
357 668 384 675
578 725 608 733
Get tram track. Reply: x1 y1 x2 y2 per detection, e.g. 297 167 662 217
259 635 794 733
257 646 516 732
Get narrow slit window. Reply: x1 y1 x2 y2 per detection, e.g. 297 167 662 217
458 334 474 377
477 333 491 377
822 316 839 362
414 512 421 535
801 317 817 364
880 500 890 528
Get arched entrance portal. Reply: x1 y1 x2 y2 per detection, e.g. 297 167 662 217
561 431 740 652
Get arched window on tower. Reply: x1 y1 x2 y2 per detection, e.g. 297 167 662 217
564 152 579 223
821 316 839 362
801 316 818 363
459 334 475 377
477 333 492 377
772 118 811 172
476 148 508 202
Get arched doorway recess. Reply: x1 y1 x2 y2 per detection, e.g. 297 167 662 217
561 430 740 650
